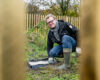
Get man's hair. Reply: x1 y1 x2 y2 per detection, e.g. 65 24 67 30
45 14 56 20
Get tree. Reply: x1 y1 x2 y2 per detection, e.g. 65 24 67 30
26 3 39 13
56 0 80 16
29 0 51 10
24 0 80 16
56 0 71 15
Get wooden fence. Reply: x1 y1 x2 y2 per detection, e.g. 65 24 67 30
25 14 80 31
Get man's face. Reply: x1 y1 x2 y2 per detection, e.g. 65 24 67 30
46 16 57 29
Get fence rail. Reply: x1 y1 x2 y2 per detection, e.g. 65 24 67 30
25 14 80 31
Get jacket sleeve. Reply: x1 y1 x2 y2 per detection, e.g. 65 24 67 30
47 34 53 56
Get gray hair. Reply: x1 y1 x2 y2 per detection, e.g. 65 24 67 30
45 14 56 20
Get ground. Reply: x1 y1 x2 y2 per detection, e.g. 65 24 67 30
25 53 80 80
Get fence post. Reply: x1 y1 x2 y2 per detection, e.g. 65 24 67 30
80 0 100 80
0 0 25 80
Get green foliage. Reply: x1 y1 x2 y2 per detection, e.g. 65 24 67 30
26 67 79 80
27 20 48 48
49 73 79 80
63 74 79 80
25 20 49 60
26 3 39 13
26 73 33 80
43 0 80 17
67 10 79 17
71 52 79 65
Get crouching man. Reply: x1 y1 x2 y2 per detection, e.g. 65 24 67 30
45 14 79 70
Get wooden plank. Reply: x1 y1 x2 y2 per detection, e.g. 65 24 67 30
65 16 68 22
30 13 32 28
31 13 33 28
26 14 29 31
0 0 25 80
80 0 100 80
95 0 100 80
33 14 35 27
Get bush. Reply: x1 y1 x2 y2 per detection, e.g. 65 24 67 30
25 20 49 60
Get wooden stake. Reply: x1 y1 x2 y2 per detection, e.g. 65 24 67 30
80 0 100 80
0 0 25 80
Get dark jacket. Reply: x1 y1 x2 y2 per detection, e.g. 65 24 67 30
47 20 79 54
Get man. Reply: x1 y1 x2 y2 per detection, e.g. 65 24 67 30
45 14 79 69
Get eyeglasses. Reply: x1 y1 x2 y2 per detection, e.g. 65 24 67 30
47 19 55 24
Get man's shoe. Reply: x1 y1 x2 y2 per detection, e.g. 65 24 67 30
56 64 70 70
48 57 57 64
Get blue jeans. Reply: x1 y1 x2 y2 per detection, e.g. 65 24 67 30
49 35 76 57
